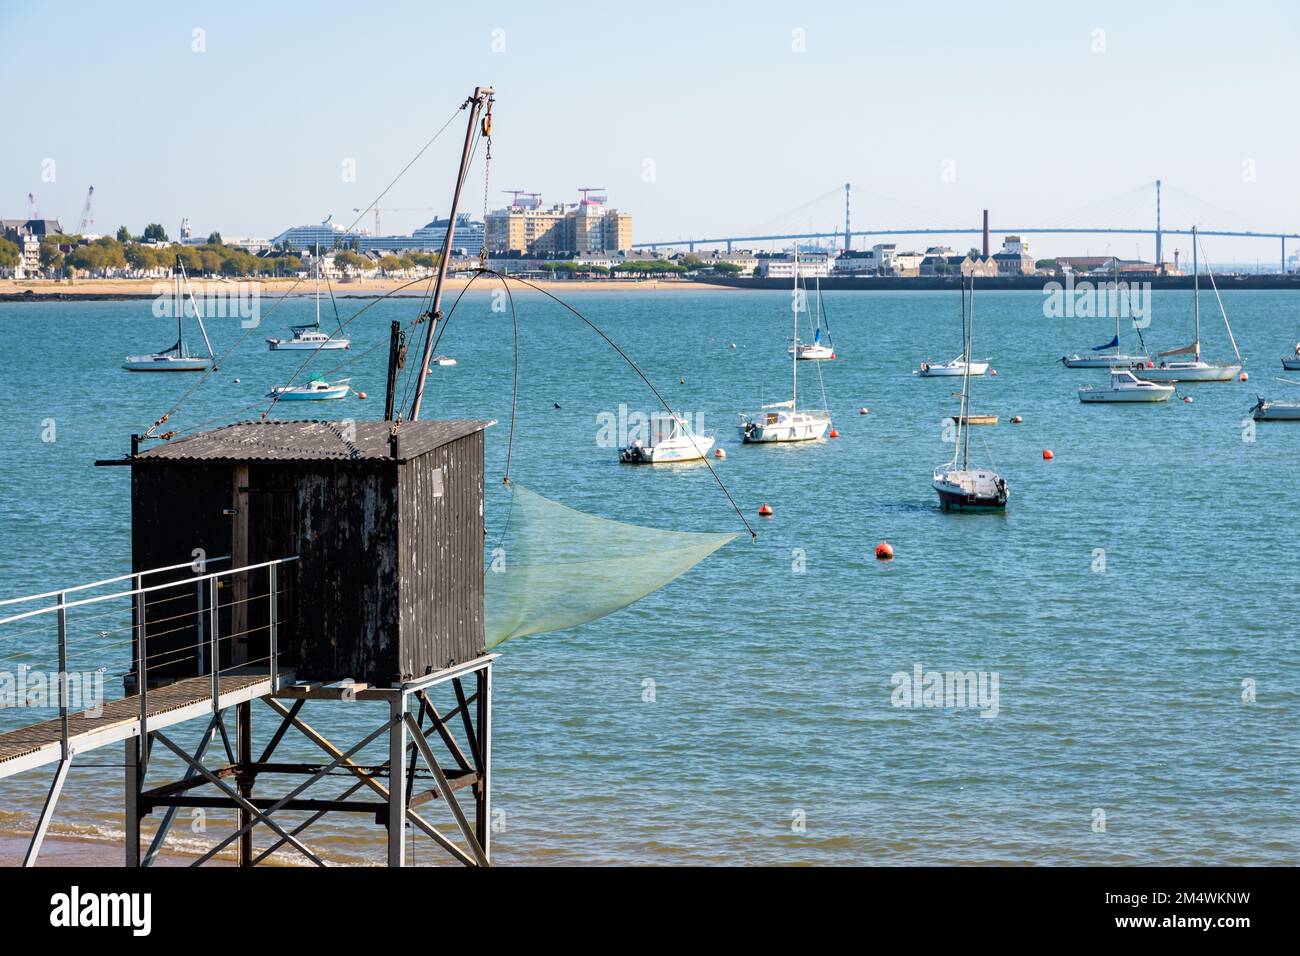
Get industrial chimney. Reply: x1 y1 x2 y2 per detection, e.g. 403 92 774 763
982 210 989 258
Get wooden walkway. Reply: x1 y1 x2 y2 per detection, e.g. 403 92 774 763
0 670 284 780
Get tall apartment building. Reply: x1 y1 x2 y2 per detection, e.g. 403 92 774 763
486 195 632 255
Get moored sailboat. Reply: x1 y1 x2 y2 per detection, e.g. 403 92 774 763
933 277 1008 511
1135 227 1242 383
739 248 831 443
123 256 215 372
267 241 351 351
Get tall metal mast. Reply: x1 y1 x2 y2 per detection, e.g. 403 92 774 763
1192 225 1200 360
404 86 494 422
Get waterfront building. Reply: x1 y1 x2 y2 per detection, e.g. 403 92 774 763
485 193 632 255
270 214 484 254
993 235 1036 275
835 243 898 275
1 218 62 277
762 252 831 279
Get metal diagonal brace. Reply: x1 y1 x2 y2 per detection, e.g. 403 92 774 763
188 716 396 866
143 713 219 867
150 731 325 867
23 757 71 867
261 697 473 866
404 712 488 866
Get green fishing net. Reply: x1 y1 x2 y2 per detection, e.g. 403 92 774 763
483 482 737 648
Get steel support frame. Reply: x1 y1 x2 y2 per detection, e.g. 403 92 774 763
128 655 494 867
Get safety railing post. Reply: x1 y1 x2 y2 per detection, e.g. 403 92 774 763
135 574 148 772
209 577 219 714
268 563 279 691
195 575 206 677
56 591 68 760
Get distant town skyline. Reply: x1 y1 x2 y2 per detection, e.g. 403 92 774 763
3 1 1299 263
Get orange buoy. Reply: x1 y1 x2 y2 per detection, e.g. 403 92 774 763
875 541 894 561
356 391 367 400
829 428 840 438
714 448 726 459
1240 371 1249 382
1042 449 1054 460
758 503 774 517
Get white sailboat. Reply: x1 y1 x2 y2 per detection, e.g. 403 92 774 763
919 286 988 376
1078 368 1175 403
933 277 1008 511
620 413 715 463
739 248 832 443
1061 267 1150 367
788 277 836 360
1134 227 1242 383
123 257 215 371
267 242 351 351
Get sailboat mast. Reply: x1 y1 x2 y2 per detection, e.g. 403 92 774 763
962 277 973 470
1192 225 1200 360
407 86 494 422
791 246 798 412
314 240 321 329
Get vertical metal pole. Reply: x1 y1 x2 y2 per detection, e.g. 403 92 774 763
124 737 140 867
409 86 492 422
56 591 68 760
237 701 252 867
388 694 407 867
477 662 492 862
135 574 147 773
268 563 278 690
1282 236 1286 275
1155 179 1162 272
195 575 206 676
209 577 219 714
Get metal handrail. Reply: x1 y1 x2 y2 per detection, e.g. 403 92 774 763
0 556 298 626
0 555 232 608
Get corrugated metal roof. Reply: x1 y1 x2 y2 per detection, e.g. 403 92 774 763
130 419 493 463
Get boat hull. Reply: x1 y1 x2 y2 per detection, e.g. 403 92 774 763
1133 363 1241 382
272 388 349 401
932 470 1008 512
919 362 987 377
267 340 350 351
123 356 211 372
1253 402 1300 421
1281 356 1300 371
739 419 830 443
1061 354 1149 368
1078 386 1173 403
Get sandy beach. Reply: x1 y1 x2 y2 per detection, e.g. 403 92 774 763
0 276 730 301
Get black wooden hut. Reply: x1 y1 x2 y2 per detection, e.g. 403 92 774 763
101 419 492 686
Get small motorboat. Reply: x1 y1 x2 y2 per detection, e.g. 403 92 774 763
1079 369 1175 403
1251 396 1300 421
432 355 458 367
269 377 352 401
1281 347 1300 371
267 325 350 351
620 414 715 463
918 356 989 377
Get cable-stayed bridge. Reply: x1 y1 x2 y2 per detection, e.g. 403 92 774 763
636 180 1300 271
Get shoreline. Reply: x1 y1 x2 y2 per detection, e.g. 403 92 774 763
0 277 730 303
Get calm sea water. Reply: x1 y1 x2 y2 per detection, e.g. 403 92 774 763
1 285 1297 865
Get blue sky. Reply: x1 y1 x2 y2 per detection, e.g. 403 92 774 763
3 1 1298 262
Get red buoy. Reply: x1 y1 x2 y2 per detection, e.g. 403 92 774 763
1240 371 1249 382
1042 449 1054 460
356 391 367 400
875 541 894 561
758 503 774 517
829 429 840 438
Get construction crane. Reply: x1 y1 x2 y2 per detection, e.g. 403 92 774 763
502 190 543 209
351 206 438 236
27 193 40 219
76 186 94 234
577 187 607 206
